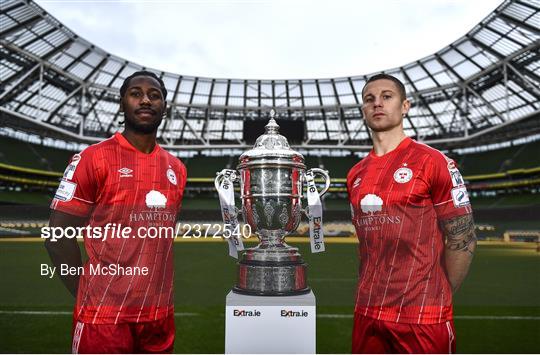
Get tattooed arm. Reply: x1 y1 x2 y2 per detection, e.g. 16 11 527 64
440 213 477 293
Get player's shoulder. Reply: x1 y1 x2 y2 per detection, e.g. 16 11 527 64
63 136 120 177
60 137 117 181
161 149 186 173
77 135 118 158
409 139 453 166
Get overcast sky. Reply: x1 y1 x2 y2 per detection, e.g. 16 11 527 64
35 0 502 80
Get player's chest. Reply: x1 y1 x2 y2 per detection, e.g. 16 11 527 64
99 156 182 208
349 159 430 210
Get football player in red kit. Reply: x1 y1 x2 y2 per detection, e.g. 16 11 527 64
45 71 186 353
347 74 476 353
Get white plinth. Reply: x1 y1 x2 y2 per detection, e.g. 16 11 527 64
225 290 316 354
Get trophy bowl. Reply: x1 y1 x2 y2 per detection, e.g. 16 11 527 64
215 113 330 296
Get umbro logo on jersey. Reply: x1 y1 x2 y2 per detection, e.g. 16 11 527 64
118 167 133 178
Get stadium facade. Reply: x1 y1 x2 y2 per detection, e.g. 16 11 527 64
1 0 539 153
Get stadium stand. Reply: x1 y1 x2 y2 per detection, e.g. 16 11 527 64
0 136 73 172
1 0 539 151
183 156 239 177
1 135 538 177
454 139 540 174
0 0 538 228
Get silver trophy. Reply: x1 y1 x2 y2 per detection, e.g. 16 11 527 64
215 110 330 296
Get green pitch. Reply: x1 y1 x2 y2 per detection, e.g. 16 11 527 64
0 242 538 353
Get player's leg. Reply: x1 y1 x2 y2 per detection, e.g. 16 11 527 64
351 313 388 354
134 314 175 354
383 319 456 354
72 320 134 354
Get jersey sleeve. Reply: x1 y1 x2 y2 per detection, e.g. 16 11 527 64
176 160 188 211
429 153 473 220
346 161 361 196
50 149 99 217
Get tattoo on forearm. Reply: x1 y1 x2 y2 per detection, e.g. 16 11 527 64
440 214 477 255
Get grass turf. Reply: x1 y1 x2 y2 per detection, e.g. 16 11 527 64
0 242 538 353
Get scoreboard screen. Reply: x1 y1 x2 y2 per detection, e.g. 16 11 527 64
243 119 304 145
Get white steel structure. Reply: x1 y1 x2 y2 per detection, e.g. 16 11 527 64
1 0 539 150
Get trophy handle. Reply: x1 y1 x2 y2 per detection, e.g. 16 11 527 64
214 169 238 190
215 169 240 216
306 168 331 196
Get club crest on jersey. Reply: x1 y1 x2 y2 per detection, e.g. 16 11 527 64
146 190 167 209
360 194 383 215
118 167 133 178
167 168 177 185
393 167 413 183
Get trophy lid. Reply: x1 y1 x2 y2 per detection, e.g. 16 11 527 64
239 109 304 162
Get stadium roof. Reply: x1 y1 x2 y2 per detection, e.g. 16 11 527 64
1 0 539 150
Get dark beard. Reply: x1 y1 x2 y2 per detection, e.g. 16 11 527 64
124 116 163 134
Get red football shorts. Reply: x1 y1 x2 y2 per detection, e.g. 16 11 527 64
352 313 456 354
71 314 175 354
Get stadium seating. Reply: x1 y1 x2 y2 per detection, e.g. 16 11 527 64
183 155 239 177
1 136 539 178
0 136 73 172
0 136 538 215
454 140 540 175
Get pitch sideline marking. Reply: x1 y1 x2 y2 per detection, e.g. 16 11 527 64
0 310 538 320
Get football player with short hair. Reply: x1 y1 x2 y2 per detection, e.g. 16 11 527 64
46 71 186 353
347 73 476 353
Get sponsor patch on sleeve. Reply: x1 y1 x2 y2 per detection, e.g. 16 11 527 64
54 180 77 202
447 161 464 187
63 154 82 180
167 168 177 185
451 185 470 208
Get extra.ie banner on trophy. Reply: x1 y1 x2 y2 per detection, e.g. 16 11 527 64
216 169 244 258
305 169 325 253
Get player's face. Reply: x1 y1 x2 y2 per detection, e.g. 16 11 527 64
361 79 410 133
121 76 166 134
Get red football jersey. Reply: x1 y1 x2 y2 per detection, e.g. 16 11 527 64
51 133 187 324
347 137 472 324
